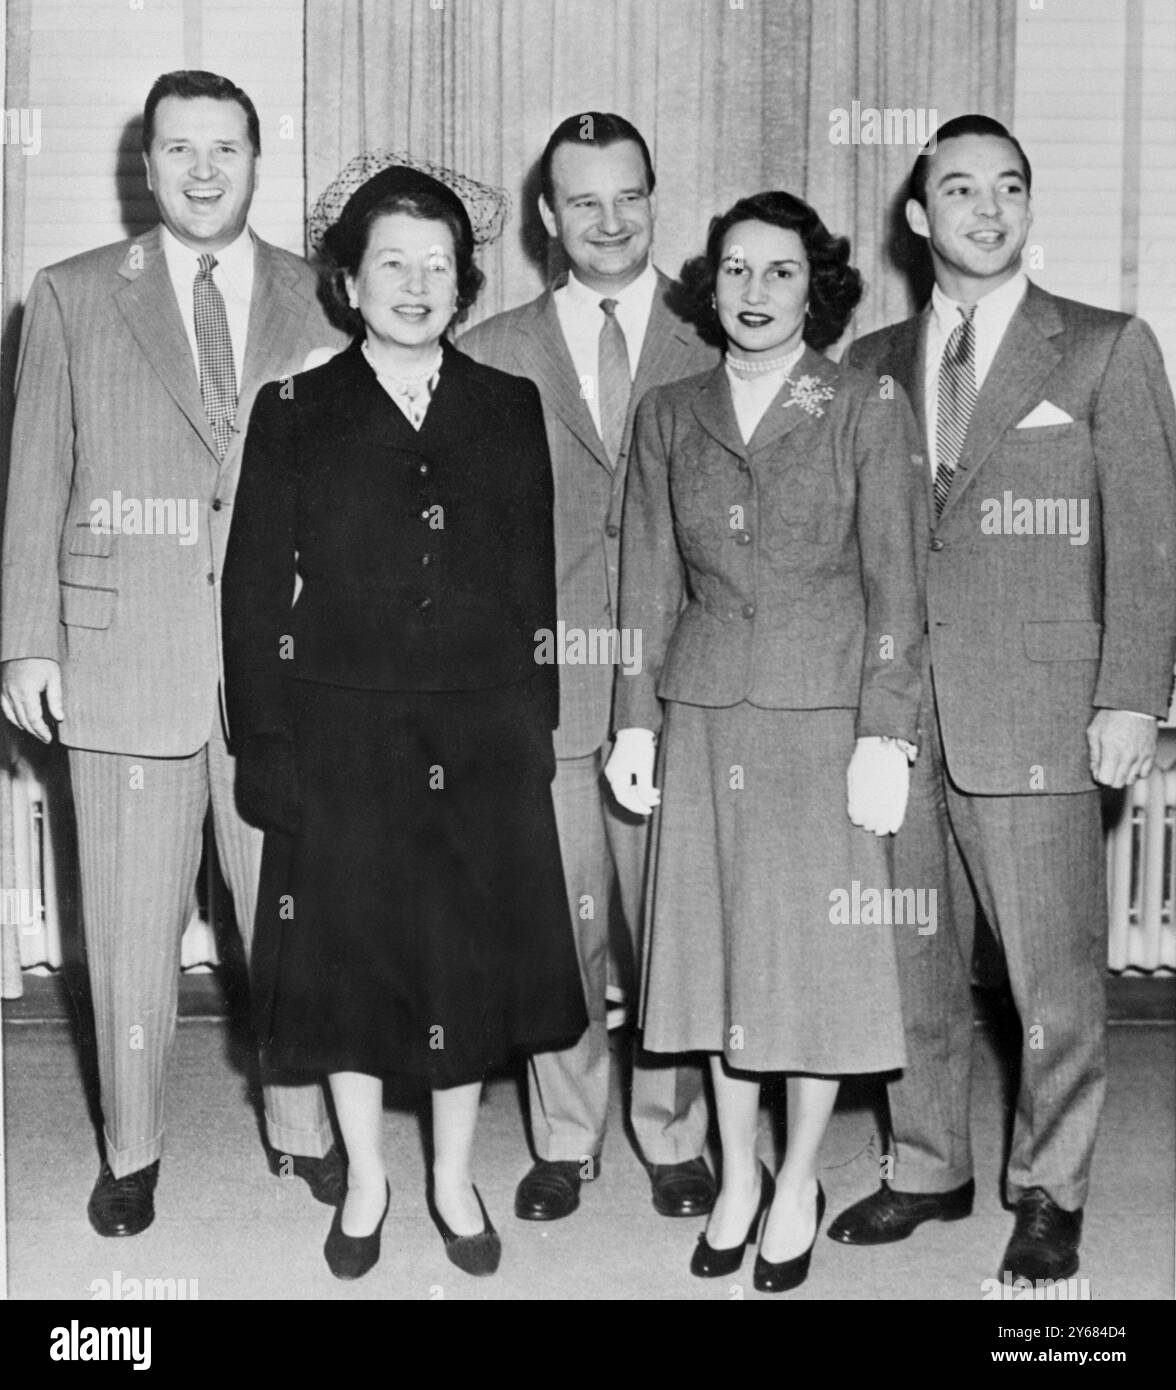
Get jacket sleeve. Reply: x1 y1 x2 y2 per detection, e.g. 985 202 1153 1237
613 389 685 735
504 377 560 732
221 381 299 744
1 271 75 663
1090 316 1176 716
852 380 927 744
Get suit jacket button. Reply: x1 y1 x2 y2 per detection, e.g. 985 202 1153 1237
930 538 944 552
421 553 431 566
735 530 752 545
742 603 756 619
420 509 430 520
211 499 223 511
606 524 620 538
737 460 750 472
418 596 432 611
207 573 216 585
418 463 429 475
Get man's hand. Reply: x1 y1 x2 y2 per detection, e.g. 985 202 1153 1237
1087 709 1157 788
1 658 64 743
604 728 661 817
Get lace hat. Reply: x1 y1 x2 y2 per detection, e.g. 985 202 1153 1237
308 149 510 252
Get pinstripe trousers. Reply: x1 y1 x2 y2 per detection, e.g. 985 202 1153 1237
529 748 709 1166
68 718 333 1177
887 681 1107 1211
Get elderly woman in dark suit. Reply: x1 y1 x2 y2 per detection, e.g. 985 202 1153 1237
222 164 586 1281
607 191 926 1293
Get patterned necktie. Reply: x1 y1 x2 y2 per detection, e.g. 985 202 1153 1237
598 297 632 466
934 304 978 518
194 253 237 458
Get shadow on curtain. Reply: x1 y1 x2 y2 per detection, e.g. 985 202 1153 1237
304 0 1014 333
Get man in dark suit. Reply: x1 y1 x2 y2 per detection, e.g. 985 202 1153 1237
461 113 719 1222
1 70 347 1235
827 115 1176 1281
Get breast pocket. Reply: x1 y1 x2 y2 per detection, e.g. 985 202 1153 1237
1005 422 1087 450
66 523 114 558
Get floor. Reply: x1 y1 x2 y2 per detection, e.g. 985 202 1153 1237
3 993 1173 1301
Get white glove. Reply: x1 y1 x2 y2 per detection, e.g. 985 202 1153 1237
847 737 911 837
604 728 661 817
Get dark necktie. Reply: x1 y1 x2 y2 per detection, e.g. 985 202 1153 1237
598 297 631 466
194 253 237 458
934 304 978 518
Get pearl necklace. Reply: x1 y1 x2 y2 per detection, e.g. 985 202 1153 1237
724 342 805 379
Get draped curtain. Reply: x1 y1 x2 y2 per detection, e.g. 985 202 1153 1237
305 0 1015 332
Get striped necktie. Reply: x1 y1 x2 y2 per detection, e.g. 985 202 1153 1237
598 297 631 466
934 304 978 518
194 253 238 458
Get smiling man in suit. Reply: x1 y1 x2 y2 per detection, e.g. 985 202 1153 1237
827 115 1176 1281
1 70 347 1236
462 113 719 1222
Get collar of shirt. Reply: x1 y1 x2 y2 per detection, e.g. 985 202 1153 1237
552 261 658 434
160 225 255 390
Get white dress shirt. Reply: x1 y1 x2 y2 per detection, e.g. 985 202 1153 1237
553 261 658 436
924 269 1027 476
161 225 254 393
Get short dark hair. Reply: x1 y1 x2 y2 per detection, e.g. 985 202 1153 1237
142 70 261 156
539 112 655 206
317 189 485 337
681 191 864 352
908 114 1031 207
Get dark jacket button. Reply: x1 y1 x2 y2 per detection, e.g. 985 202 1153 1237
605 524 620 538
930 538 944 552
742 603 756 619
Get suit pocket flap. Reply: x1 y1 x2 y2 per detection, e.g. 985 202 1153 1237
1024 619 1101 662
61 583 116 630
68 524 113 557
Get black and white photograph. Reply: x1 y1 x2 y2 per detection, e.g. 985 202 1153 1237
0 0 1172 1336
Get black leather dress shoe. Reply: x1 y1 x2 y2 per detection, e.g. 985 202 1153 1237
650 1156 717 1218
87 1161 160 1238
826 1178 975 1245
1001 1188 1082 1282
269 1144 347 1206
324 1181 390 1280
514 1158 598 1221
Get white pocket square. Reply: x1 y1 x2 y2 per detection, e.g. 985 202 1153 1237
1016 401 1074 428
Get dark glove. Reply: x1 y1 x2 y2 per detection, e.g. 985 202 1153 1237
234 733 302 835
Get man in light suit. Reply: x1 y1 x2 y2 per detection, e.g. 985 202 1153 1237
827 116 1176 1280
462 113 719 1221
1 70 347 1236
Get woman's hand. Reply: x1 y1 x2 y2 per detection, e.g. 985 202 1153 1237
847 736 910 837
234 733 302 835
605 728 661 817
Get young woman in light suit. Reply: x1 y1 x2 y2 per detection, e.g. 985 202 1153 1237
607 192 927 1293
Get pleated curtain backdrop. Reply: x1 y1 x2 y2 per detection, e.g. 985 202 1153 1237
304 0 1015 335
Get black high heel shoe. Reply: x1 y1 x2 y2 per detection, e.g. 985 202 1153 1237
429 1184 502 1276
691 1163 776 1278
754 1182 826 1293
324 1180 390 1280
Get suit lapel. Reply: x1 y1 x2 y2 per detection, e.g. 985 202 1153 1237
238 236 311 413
517 290 611 469
113 228 220 464
940 284 1064 519
746 346 838 455
627 274 698 444
689 365 746 461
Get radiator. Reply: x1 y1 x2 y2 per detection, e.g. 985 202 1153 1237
4 759 1176 994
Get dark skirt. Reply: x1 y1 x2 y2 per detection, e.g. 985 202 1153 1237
640 701 907 1075
251 680 588 1088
